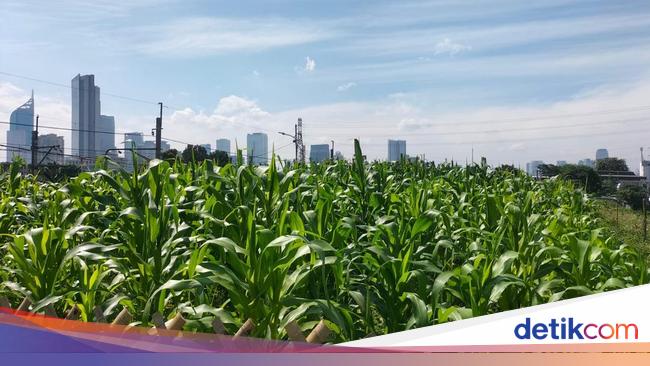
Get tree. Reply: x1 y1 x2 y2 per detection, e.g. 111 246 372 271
557 164 601 193
161 149 179 162
538 164 560 177
181 145 208 163
617 185 647 210
209 150 231 167
596 157 629 172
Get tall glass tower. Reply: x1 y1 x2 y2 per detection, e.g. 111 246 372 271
6 91 34 163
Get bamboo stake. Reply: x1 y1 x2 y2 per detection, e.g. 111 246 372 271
44 304 57 318
233 318 255 339
17 297 31 312
284 321 306 342
306 320 330 344
212 318 226 335
65 305 79 320
151 312 167 329
111 307 132 326
93 306 106 323
165 313 185 331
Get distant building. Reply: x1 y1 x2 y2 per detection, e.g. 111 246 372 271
596 148 609 161
37 134 64 165
247 132 268 165
556 160 567 166
6 92 34 163
122 131 169 171
526 160 544 176
124 132 144 147
309 144 330 162
216 138 231 154
578 158 595 168
639 148 650 185
334 151 344 160
388 139 406 162
71 74 100 160
200 144 211 154
96 115 116 157
138 140 170 160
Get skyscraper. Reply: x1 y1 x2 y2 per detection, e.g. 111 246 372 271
309 144 330 162
526 160 544 176
216 138 231 153
96 115 116 156
388 139 406 162
596 148 609 161
71 74 100 159
247 132 268 165
6 91 34 163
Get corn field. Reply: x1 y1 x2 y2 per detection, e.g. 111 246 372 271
0 141 647 342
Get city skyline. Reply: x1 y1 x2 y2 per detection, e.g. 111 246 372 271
2 86 644 170
1 1 650 168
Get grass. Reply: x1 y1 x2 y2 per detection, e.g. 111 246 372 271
597 201 650 257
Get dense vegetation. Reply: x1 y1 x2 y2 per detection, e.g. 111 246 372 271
0 141 647 342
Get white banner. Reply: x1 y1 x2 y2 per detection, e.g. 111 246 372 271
342 284 650 347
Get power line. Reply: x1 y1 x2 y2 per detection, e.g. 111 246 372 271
0 71 167 108
312 116 650 137
305 105 650 130
346 125 650 147
0 120 145 137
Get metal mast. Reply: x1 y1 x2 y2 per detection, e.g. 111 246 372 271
296 118 305 164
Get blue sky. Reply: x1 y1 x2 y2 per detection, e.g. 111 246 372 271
1 0 650 167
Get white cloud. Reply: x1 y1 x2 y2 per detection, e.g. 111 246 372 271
433 38 471 56
337 82 356 91
252 70 261 77
397 118 431 130
304 57 316 72
169 95 270 130
122 18 336 57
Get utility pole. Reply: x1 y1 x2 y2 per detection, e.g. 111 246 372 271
155 102 163 159
294 124 298 163
31 114 39 172
330 140 334 160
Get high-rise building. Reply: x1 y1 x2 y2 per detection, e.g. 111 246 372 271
578 158 595 168
387 139 406 162
596 148 609 161
200 144 212 154
216 138 231 153
71 74 100 159
6 92 34 163
96 115 116 157
247 132 268 165
526 160 544 176
309 144 330 163
37 134 64 165
124 132 144 147
556 160 567 166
